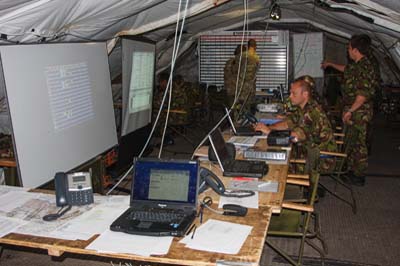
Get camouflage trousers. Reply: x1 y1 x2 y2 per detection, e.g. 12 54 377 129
346 119 368 176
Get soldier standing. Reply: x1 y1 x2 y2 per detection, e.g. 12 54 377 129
231 38 260 117
321 34 378 186
255 77 337 172
224 45 246 107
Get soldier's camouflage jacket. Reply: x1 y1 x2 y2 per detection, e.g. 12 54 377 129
287 98 337 171
342 56 377 122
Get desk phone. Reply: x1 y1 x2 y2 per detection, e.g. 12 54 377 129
55 171 94 207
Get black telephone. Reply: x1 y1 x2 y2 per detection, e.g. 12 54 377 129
55 171 94 207
241 112 258 126
199 167 225 195
198 167 255 198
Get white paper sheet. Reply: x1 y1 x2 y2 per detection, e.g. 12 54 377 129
0 190 41 213
218 192 259 209
180 219 252 254
50 197 129 240
0 216 27 237
86 229 173 256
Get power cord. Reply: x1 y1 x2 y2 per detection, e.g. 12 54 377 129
42 205 72 221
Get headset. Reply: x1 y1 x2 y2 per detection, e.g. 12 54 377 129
198 167 255 198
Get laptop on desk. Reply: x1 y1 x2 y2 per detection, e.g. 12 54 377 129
225 108 262 136
209 129 268 178
110 158 198 237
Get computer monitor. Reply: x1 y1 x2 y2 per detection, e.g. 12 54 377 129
0 42 118 188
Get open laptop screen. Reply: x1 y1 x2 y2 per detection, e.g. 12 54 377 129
210 129 230 162
132 159 198 204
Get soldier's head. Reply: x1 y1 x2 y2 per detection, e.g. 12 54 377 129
173 74 185 86
297 75 315 90
348 34 371 61
158 72 169 91
234 44 247 55
248 39 257 50
289 79 311 109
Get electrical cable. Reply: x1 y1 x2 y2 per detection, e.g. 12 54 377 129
42 205 72 221
107 0 188 195
191 0 250 160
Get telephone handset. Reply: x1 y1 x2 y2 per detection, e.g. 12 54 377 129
199 167 225 195
241 112 258 126
198 167 255 198
55 172 94 207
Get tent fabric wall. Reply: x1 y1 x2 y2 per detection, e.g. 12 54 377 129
0 0 399 81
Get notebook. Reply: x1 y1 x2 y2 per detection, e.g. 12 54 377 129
110 158 198 237
209 129 268 178
225 108 262 136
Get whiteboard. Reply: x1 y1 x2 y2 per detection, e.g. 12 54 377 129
0 43 118 188
293 32 324 78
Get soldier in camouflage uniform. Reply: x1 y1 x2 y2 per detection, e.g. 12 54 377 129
230 39 260 117
224 45 246 107
255 77 337 172
153 74 190 138
321 34 378 186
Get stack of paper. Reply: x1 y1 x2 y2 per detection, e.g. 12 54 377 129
180 219 252 254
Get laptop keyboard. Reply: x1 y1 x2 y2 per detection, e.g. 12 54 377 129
227 159 266 171
244 150 287 161
128 209 185 223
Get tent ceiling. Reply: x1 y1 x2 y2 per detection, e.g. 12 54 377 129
0 0 399 71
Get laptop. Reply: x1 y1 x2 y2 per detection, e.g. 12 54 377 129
225 108 262 136
209 129 268 178
110 158 198 237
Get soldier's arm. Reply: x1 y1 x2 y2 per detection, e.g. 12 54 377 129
321 61 345 72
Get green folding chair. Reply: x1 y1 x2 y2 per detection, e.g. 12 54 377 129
266 147 327 266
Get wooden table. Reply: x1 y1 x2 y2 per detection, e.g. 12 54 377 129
194 137 290 213
0 202 272 266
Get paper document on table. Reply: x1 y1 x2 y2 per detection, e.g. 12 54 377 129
227 136 258 147
86 229 173 256
0 216 27 237
218 192 259 209
0 185 27 197
228 180 279 193
180 219 252 254
13 193 96 239
51 196 129 240
0 190 41 213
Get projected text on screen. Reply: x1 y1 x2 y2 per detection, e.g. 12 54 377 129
46 62 94 132
129 51 154 114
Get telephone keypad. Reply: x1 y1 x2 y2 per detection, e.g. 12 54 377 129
70 189 94 205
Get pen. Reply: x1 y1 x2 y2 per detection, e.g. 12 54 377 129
186 223 196 236
191 225 197 239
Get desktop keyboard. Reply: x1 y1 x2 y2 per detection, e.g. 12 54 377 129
243 149 287 161
128 209 184 223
